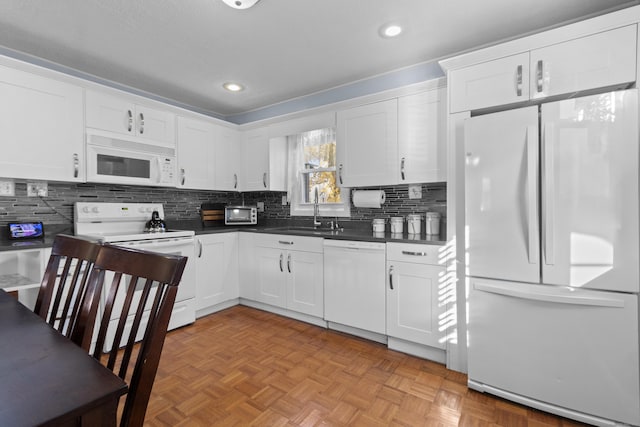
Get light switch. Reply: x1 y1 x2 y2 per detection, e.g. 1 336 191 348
0 180 15 196
408 184 422 199
257 201 265 212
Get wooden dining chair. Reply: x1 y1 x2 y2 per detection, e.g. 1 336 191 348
33 234 102 351
87 243 187 427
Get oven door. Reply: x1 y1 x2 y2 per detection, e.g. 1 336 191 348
101 237 195 351
86 143 176 187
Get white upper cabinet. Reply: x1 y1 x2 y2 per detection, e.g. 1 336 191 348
398 87 447 183
449 24 638 113
241 128 270 191
530 24 637 100
0 65 84 182
336 98 398 187
449 53 530 113
177 116 215 190
86 90 176 146
214 126 241 191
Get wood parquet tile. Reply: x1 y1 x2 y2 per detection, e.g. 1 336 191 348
142 305 589 426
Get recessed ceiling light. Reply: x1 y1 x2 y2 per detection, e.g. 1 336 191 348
380 24 403 38
221 0 260 9
223 82 244 92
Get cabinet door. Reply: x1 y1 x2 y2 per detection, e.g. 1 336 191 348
449 52 529 113
86 90 136 136
241 128 270 191
135 104 175 146
177 117 215 190
336 99 398 187
398 88 447 183
195 233 239 312
254 246 286 307
530 25 637 100
387 261 445 348
286 251 323 317
214 126 241 191
0 65 83 181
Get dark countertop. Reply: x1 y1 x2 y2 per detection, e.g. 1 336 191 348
0 220 446 252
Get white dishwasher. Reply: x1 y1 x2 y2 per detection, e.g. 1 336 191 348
323 240 386 338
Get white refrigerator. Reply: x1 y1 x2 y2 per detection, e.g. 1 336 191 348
464 89 640 426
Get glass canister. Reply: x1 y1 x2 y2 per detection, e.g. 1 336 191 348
425 212 441 235
390 217 404 234
372 218 385 233
407 214 421 234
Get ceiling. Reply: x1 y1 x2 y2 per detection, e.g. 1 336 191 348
0 0 637 121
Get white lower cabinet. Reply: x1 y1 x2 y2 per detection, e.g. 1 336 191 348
386 243 447 362
245 234 324 318
195 233 239 317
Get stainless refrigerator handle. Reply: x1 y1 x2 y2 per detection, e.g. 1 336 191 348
515 64 523 97
526 126 539 265
543 123 555 265
536 60 544 93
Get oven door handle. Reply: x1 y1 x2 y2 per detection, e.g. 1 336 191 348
116 238 194 249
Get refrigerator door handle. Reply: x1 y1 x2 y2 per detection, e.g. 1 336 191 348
474 281 625 308
526 126 539 265
542 123 555 265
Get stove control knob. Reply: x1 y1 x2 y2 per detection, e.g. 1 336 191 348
91 206 100 213
139 207 146 213
82 206 90 213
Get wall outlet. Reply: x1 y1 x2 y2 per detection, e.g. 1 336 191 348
256 201 265 212
282 195 288 206
27 181 48 197
0 179 15 196
408 184 422 199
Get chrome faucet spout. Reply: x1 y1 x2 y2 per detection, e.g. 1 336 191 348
313 187 321 228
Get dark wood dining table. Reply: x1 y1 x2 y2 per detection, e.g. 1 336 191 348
0 290 128 427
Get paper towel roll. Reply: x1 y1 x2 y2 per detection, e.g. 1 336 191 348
352 190 386 208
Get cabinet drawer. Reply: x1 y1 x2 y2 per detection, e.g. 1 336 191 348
253 233 323 253
386 243 442 265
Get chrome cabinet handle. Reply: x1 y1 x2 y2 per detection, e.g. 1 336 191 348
536 60 544 93
73 153 79 178
139 112 145 134
400 157 406 181
287 253 291 273
180 168 185 186
338 164 343 185
389 265 394 290
233 173 238 189
127 109 133 132
278 240 293 245
516 64 523 97
263 172 267 188
279 253 283 272
401 250 428 256
198 240 203 258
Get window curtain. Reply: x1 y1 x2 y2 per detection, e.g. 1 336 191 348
286 127 335 203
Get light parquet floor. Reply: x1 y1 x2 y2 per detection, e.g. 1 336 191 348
143 305 588 426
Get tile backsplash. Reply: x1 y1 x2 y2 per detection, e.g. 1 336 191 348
0 181 446 227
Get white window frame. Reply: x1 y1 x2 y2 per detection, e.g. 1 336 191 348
287 128 350 218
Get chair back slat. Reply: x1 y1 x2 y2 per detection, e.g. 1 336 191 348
82 243 187 427
34 235 102 351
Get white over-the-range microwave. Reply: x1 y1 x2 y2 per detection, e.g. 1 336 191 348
86 130 177 186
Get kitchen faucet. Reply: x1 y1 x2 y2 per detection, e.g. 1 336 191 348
313 187 321 228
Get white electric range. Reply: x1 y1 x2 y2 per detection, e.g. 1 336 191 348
74 202 196 336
